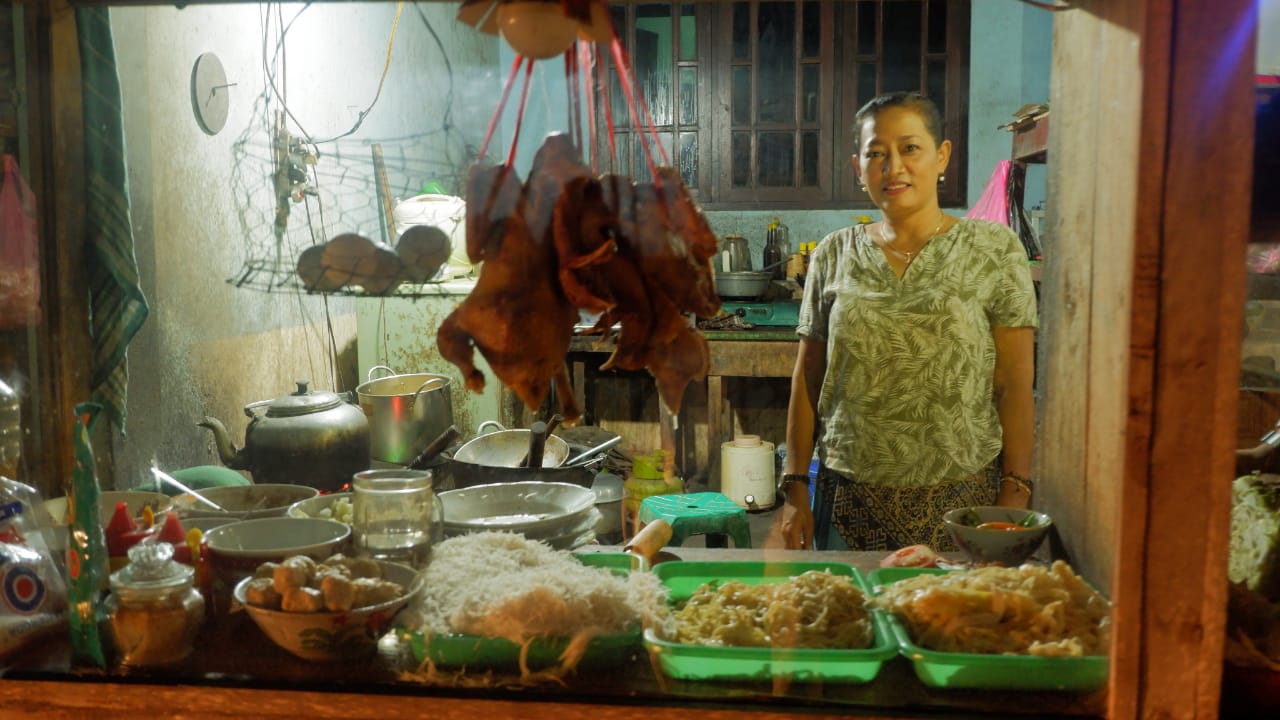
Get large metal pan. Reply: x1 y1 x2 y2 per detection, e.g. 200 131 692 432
452 421 570 468
430 460 595 491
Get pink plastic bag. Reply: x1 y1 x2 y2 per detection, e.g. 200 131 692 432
965 160 1012 225
0 154 40 329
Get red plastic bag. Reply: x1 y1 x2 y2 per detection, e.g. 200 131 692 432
0 154 40 329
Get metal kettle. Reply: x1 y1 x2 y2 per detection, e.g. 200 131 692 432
198 381 370 492
719 234 752 272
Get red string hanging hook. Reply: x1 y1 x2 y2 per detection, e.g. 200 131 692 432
505 56 537 168
478 55 525 163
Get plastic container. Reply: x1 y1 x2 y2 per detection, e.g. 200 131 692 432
719 435 776 508
105 542 205 666
867 566 1109 690
643 560 896 683
0 378 19 478
399 552 641 669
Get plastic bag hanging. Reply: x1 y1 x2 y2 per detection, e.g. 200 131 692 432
0 155 41 330
965 160 1012 225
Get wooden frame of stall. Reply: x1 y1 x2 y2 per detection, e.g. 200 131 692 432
0 0 1259 718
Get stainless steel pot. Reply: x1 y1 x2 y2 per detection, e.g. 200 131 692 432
715 271 772 300
429 458 595 491
356 366 454 464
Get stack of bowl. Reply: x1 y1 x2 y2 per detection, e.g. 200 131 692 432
439 481 600 550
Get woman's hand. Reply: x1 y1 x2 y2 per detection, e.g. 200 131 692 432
769 483 815 549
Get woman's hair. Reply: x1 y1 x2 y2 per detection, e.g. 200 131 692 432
853 91 945 148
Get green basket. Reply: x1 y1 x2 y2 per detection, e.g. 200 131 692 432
644 560 897 684
867 566 1109 691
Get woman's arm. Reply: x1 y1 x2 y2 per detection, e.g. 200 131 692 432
993 326 1036 508
772 337 827 549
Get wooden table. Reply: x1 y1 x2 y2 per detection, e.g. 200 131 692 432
567 329 798 484
1 548 1105 719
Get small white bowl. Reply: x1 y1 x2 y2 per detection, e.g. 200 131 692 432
204 517 351 604
235 559 422 661
287 492 354 524
42 490 172 526
170 484 319 520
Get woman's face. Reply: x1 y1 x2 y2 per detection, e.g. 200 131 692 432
854 105 951 217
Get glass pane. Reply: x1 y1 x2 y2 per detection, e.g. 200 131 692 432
927 0 948 54
679 3 696 61
611 4 629 53
613 131 632 177
679 66 697 124
732 131 752 187
635 4 672 126
801 64 819 123
857 0 878 54
732 2 751 61
801 131 818 187
732 65 752 125
678 131 698 185
757 1 796 124
927 59 946 108
883 0 923 92
857 63 878 109
802 0 820 58
758 132 795 187
610 74 629 129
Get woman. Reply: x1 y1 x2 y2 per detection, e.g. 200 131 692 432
774 91 1038 551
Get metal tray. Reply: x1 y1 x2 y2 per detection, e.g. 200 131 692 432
643 560 896 683
868 566 1109 691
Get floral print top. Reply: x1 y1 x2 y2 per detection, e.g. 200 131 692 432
797 218 1038 488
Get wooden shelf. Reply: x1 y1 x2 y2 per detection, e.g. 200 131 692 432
1011 113 1050 164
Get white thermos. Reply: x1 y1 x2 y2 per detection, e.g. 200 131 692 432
720 435 776 509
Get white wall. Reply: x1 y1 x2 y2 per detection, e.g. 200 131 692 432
109 2 493 485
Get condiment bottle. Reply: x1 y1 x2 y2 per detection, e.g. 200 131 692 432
0 378 19 478
768 217 790 280
763 218 785 281
105 542 205 667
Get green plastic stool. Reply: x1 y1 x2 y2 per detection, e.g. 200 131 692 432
638 492 752 549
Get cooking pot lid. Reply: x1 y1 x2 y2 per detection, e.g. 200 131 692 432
263 381 343 417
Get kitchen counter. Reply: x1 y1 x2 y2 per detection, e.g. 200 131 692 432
567 329 798 483
1 548 1104 719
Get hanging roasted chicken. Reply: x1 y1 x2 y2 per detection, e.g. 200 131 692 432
438 132 720 421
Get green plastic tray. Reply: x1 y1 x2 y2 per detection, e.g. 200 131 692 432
401 552 643 670
867 566 1109 691
644 560 896 683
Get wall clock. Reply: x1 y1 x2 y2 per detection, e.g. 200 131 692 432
190 52 231 135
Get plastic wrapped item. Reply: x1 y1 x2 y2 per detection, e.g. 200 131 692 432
0 155 40 329
0 477 69 658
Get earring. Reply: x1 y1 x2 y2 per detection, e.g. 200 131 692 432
938 175 946 184
859 183 868 192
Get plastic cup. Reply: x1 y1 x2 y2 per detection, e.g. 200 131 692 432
350 469 441 567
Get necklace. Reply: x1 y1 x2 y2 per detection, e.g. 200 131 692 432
878 212 947 269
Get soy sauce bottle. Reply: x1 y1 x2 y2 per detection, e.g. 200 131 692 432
764 218 786 281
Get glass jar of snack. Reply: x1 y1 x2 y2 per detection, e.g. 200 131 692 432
105 541 204 666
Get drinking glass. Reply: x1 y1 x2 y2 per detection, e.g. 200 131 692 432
350 469 440 567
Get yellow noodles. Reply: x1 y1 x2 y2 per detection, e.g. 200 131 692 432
873 561 1110 657
673 570 873 649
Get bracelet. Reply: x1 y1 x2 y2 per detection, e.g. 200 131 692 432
999 471 1033 495
778 474 810 493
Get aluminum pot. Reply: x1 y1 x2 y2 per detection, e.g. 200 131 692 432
356 366 454 464
715 271 772 300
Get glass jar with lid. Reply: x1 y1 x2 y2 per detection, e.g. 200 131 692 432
105 542 204 666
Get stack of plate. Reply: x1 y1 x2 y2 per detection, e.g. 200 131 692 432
439 481 601 550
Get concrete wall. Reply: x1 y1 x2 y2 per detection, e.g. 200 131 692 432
108 2 494 487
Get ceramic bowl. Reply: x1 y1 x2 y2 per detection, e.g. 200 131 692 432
203 517 351 607
943 506 1053 566
287 492 354 524
439 481 596 535
235 559 422 661
42 490 172 526
169 483 319 520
